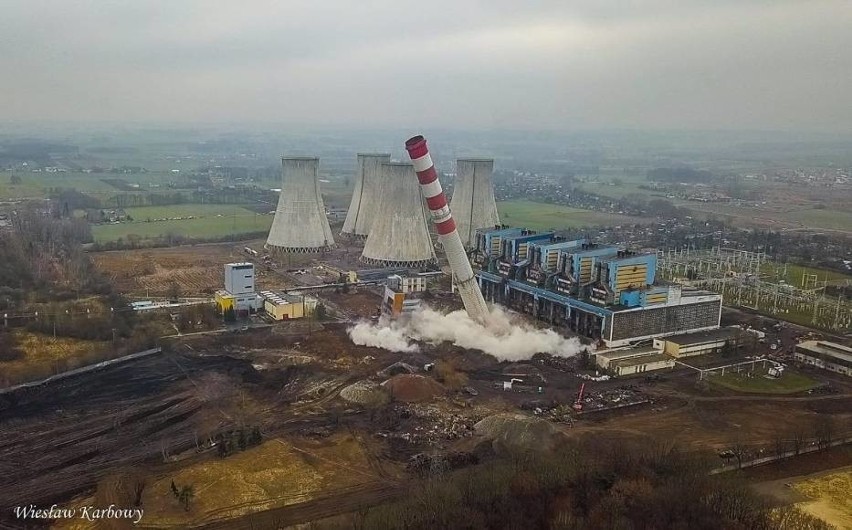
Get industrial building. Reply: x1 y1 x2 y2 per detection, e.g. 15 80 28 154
224 262 254 295
386 274 428 294
450 158 500 248
260 291 318 320
595 347 676 376
794 341 852 377
216 262 260 317
341 153 391 237
653 328 750 358
266 156 335 253
361 162 436 268
474 227 722 347
382 275 423 319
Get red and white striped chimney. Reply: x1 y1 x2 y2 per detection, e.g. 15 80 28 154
405 135 490 324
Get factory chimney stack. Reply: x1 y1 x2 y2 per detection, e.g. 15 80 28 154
405 135 490 324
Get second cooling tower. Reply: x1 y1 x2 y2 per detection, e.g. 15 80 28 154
451 158 500 248
341 153 391 237
266 157 335 253
361 162 436 267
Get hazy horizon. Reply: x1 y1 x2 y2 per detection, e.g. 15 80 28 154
2 1 851 132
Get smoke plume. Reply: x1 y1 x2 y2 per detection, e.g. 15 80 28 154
348 305 585 361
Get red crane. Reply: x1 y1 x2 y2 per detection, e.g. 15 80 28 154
572 383 586 411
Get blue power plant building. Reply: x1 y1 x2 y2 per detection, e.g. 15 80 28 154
472 227 722 347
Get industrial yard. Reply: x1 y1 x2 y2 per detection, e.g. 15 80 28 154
2 133 850 529
3 315 851 527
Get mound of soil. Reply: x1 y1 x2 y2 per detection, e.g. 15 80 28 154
502 363 543 377
339 380 389 407
474 413 563 451
382 374 445 403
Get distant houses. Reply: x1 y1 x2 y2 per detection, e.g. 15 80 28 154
85 208 129 223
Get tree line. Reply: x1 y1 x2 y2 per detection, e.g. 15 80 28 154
345 437 832 530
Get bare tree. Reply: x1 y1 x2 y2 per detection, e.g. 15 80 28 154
729 438 749 469
789 426 806 456
812 416 835 451
178 484 194 511
772 430 789 462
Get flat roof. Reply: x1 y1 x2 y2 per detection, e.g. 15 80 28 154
611 353 673 369
796 341 852 363
681 288 718 297
596 346 661 361
261 291 303 305
663 327 745 347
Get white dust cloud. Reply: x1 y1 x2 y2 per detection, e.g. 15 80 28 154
348 305 585 361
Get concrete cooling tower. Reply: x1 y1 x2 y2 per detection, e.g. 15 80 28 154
266 156 335 253
341 153 391 237
361 162 436 267
451 158 500 248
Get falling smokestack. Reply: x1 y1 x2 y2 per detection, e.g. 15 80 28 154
452 158 500 249
266 156 335 253
361 162 436 267
405 135 490 324
341 153 391 238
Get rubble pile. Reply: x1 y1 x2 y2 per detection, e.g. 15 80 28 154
532 353 577 372
377 362 419 378
576 385 650 412
520 400 575 424
376 403 486 446
406 451 479 475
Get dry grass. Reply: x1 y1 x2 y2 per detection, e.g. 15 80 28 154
91 241 277 297
138 434 376 526
0 330 108 386
793 469 852 529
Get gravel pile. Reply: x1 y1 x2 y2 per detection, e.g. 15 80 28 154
340 380 389 406
473 413 562 450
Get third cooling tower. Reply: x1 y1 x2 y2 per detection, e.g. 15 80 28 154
266 156 335 253
341 153 391 237
361 162 436 267
451 158 500 249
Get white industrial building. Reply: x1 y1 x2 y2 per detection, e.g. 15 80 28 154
216 262 260 316
653 327 749 358
224 262 255 295
595 346 675 376
794 341 852 377
387 274 427 294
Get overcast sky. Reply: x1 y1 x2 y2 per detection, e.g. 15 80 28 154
2 1 851 131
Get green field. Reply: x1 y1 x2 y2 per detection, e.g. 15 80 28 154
575 168 655 200
496 200 644 231
91 204 271 242
2 171 187 199
783 208 852 232
710 367 819 394
761 262 851 286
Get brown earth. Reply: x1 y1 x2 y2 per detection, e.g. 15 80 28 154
382 374 446 403
90 241 277 297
